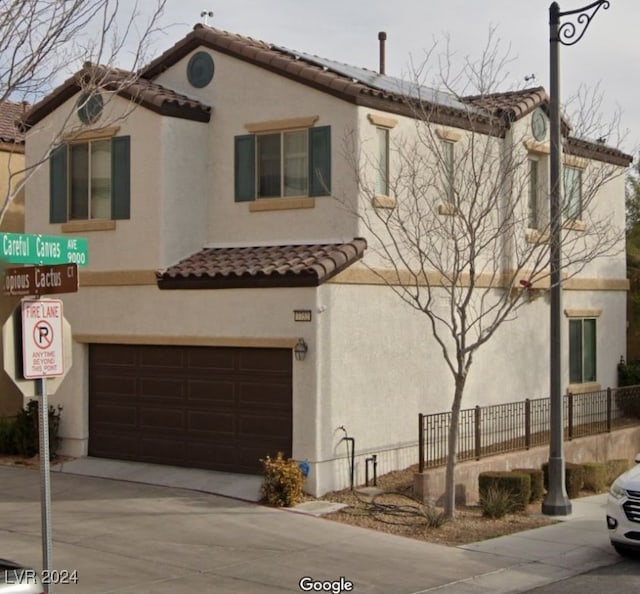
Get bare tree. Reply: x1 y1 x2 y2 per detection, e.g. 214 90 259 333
0 0 167 223
342 34 629 518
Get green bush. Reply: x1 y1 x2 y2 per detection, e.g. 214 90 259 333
478 471 531 512
13 400 62 459
0 417 17 454
260 452 305 507
542 461 584 498
512 468 544 502
479 485 516 518
582 462 607 493
618 361 640 386
606 459 630 485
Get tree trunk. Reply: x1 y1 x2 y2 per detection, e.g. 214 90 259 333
443 376 466 519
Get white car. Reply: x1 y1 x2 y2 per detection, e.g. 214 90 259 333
607 453 640 557
0 559 43 594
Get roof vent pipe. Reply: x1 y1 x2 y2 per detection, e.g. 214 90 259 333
378 31 387 75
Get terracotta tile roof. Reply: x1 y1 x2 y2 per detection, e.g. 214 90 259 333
463 87 548 122
21 64 211 130
566 136 632 167
0 100 28 144
156 239 367 289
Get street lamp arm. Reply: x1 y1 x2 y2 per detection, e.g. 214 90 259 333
556 0 610 46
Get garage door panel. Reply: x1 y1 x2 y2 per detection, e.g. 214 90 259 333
188 411 235 435
92 403 137 427
186 348 235 371
89 344 292 474
238 348 291 373
138 346 185 369
92 375 137 396
139 377 185 400
139 407 186 431
239 383 291 408
187 380 236 404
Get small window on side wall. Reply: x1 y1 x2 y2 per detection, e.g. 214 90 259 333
569 318 596 384
564 166 582 220
375 127 389 196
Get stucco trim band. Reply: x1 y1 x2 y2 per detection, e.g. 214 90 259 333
80 270 157 286
249 197 315 211
331 267 629 291
564 308 603 318
73 334 299 348
245 116 319 133
61 220 116 233
367 113 398 128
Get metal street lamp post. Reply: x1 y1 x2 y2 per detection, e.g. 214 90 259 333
543 0 610 516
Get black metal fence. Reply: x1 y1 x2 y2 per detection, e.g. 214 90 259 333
418 384 640 472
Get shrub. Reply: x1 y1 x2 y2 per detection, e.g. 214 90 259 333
615 385 640 419
423 505 447 528
513 468 544 502
606 459 630 485
618 361 640 387
13 400 62 459
478 471 531 512
0 417 17 454
260 452 305 507
479 485 516 519
582 462 607 493
541 461 584 498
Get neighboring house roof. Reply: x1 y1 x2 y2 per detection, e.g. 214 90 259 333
0 100 28 148
21 64 211 130
156 239 367 289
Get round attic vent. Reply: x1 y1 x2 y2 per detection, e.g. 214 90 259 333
76 91 104 124
187 51 214 88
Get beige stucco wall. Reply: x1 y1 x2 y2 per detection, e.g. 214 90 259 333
0 147 25 417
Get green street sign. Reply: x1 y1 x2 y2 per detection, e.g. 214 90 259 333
0 232 88 267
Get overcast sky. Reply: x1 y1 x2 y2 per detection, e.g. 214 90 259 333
152 0 639 156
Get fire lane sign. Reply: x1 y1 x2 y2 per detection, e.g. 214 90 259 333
0 232 88 266
21 298 64 378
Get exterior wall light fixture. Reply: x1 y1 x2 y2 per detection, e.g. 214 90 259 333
294 338 308 361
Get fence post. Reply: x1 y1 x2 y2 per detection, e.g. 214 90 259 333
607 387 612 433
525 398 531 449
567 392 573 441
418 413 424 473
474 405 481 460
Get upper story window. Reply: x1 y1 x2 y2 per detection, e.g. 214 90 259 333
375 127 390 196
49 129 130 224
441 139 454 204
234 118 331 203
564 165 582 220
528 159 539 229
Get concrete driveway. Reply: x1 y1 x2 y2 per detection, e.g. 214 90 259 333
0 465 516 594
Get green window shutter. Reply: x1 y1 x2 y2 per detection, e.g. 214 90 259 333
111 135 131 219
49 145 68 223
309 125 331 196
234 134 256 202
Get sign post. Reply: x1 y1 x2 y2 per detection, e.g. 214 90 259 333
21 298 65 594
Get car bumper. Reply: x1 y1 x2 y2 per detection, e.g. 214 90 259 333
606 495 640 550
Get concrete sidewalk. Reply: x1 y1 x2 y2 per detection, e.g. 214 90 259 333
1 461 622 593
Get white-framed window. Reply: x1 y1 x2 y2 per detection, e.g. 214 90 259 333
564 165 582 220
375 126 390 196
569 318 596 383
441 140 454 203
257 129 309 198
528 159 539 229
69 139 112 219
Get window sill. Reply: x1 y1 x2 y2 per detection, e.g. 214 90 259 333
249 197 315 212
438 203 458 216
372 195 396 209
567 382 601 395
563 219 586 232
525 229 550 244
61 220 116 233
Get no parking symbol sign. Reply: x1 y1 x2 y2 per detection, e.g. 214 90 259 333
21 298 64 378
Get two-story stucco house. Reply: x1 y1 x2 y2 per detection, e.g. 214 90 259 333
0 100 28 417
21 25 631 496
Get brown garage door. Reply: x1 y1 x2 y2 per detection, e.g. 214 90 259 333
89 344 292 474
